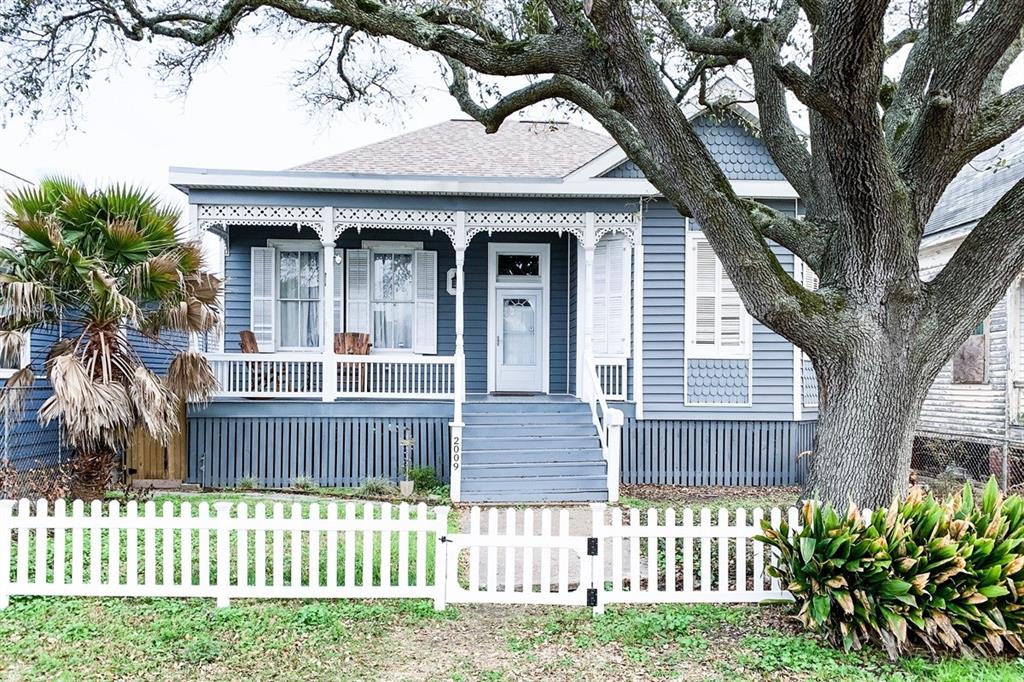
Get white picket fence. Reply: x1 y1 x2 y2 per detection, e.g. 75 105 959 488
0 499 797 612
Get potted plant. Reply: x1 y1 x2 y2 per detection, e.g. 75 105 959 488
399 429 415 497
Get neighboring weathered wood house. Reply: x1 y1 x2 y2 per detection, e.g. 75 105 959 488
917 136 1024 457
175 96 818 503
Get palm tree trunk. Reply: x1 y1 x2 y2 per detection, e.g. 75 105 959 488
70 448 115 501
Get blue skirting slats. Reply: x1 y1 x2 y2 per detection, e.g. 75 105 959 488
187 407 815 489
620 419 815 486
187 414 450 488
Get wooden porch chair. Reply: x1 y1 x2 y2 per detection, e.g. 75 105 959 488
335 332 372 393
239 330 271 398
239 330 313 396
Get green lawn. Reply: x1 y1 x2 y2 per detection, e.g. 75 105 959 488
1 598 1021 680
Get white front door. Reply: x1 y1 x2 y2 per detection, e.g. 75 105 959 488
495 289 544 392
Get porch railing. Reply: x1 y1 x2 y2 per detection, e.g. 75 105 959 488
207 353 325 399
205 353 455 400
335 356 456 399
593 356 628 401
582 354 624 503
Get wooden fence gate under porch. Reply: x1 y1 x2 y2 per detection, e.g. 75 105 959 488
0 500 796 612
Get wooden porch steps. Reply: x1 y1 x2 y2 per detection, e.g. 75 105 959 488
460 398 608 503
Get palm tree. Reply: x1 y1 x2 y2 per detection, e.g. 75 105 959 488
0 178 221 500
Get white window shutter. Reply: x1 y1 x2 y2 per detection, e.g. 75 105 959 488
802 262 820 292
694 239 718 346
250 246 276 352
606 235 628 356
720 274 742 348
413 250 437 354
592 239 609 355
346 249 371 334
592 234 629 357
333 255 345 334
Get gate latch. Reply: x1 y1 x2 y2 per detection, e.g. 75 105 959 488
587 537 599 556
586 588 598 607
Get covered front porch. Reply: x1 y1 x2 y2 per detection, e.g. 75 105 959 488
194 204 638 501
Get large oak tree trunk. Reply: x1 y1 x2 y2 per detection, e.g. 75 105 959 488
803 339 933 509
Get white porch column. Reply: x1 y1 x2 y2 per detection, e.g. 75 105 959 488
450 213 467 503
581 213 597 400
320 207 337 403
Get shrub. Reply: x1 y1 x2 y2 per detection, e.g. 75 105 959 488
237 476 257 490
290 476 317 491
758 479 1024 659
408 467 440 492
359 477 399 497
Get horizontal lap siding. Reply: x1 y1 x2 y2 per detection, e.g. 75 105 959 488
620 419 815 486
188 414 450 488
641 200 797 420
918 296 1008 442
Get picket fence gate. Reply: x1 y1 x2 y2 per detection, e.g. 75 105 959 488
0 499 797 613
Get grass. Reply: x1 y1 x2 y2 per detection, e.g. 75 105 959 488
0 596 455 679
496 604 1024 681
6 600 1005 681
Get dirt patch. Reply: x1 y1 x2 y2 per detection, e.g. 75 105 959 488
370 605 671 681
620 485 801 510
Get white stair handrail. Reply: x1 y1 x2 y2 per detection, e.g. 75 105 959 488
583 354 623 503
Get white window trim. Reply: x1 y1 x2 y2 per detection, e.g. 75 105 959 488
268 239 324 352
0 331 31 380
361 240 426 354
487 242 551 394
683 225 753 361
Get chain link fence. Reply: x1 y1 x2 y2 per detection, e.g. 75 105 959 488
1 386 69 499
911 434 1024 498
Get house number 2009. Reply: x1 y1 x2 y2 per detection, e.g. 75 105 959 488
452 436 461 470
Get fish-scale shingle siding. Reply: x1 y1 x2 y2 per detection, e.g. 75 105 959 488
686 359 749 404
603 113 786 182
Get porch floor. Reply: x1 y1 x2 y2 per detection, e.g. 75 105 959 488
465 393 578 403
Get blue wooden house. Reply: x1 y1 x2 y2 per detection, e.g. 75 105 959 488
174 99 817 504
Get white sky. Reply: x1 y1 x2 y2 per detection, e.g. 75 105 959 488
0 35 466 213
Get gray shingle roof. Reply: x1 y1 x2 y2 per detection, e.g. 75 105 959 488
925 131 1024 236
290 119 615 178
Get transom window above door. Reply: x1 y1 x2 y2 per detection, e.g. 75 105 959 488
497 254 540 280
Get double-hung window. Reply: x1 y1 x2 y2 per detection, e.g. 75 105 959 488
250 240 322 351
347 241 437 354
685 230 751 358
370 248 415 350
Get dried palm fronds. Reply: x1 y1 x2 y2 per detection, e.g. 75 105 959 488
166 350 217 404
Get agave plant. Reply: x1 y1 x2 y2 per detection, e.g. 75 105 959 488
0 178 221 500
759 478 1024 660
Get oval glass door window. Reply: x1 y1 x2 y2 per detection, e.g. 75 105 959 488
502 298 536 366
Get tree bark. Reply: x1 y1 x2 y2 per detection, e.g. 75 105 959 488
803 341 932 510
